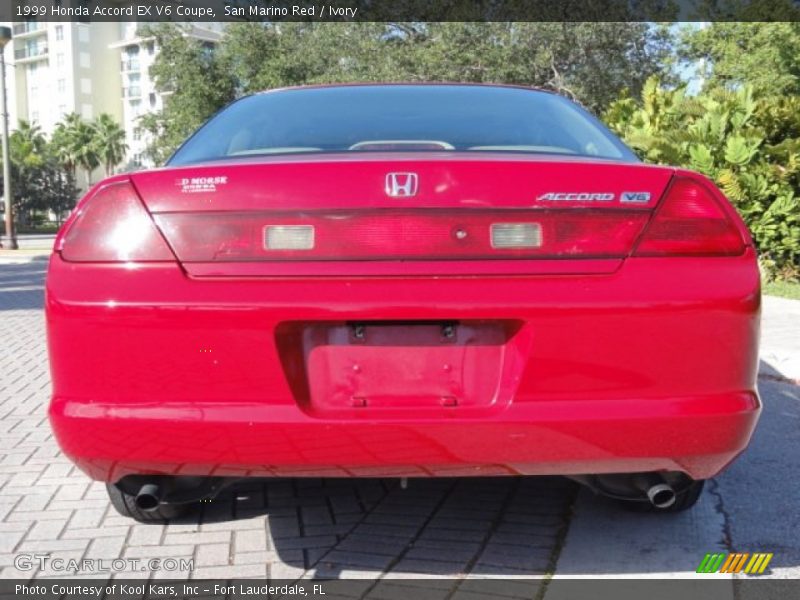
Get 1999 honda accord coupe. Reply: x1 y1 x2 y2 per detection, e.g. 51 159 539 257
46 84 761 521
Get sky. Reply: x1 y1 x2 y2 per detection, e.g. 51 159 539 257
673 22 709 94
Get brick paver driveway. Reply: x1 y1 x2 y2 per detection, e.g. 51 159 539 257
0 258 575 589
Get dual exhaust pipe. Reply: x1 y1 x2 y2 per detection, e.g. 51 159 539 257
134 475 678 511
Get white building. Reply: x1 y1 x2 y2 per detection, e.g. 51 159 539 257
4 22 122 136
1 21 224 178
111 22 224 169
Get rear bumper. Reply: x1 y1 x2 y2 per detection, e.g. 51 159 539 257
50 391 760 482
45 249 762 483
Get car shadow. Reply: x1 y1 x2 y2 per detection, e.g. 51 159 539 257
171 475 577 580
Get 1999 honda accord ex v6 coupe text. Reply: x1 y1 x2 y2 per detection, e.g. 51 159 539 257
47 84 761 521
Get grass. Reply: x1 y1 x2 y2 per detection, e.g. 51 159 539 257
763 279 800 300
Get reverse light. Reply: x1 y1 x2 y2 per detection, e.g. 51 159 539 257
266 225 315 250
490 223 542 249
634 177 746 257
58 181 175 262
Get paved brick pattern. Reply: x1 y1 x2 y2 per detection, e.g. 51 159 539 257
0 259 575 590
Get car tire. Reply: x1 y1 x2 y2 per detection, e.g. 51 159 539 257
106 483 191 523
618 479 705 513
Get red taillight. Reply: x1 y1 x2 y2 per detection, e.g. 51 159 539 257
154 209 651 262
58 181 175 262
633 177 746 257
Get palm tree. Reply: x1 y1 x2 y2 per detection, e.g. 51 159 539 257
74 121 99 186
51 113 100 185
7 121 49 228
10 120 47 170
50 114 82 180
92 114 128 177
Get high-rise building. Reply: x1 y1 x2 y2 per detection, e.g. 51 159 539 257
4 22 122 138
1 21 224 182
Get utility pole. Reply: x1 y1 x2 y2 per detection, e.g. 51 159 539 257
0 26 17 250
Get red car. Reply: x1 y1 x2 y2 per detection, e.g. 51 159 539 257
46 84 761 522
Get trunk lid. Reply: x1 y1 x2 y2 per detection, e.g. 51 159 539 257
131 153 674 276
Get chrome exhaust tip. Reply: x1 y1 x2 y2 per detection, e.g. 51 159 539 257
646 483 677 509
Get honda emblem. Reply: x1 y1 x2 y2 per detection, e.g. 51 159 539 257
385 173 419 197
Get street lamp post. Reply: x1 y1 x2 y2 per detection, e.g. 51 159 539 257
0 26 16 250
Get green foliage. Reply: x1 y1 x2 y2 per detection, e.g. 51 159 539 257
679 23 800 97
139 24 237 164
50 113 101 185
604 78 800 280
93 114 129 178
50 120 79 177
48 112 128 183
7 121 78 227
6 111 126 225
10 161 78 228
10 121 47 170
141 23 672 163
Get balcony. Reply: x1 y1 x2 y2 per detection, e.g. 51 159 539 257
121 59 140 72
12 23 46 37
123 86 142 98
15 45 49 62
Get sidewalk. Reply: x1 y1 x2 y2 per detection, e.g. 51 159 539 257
0 250 50 264
0 235 55 263
760 295 800 382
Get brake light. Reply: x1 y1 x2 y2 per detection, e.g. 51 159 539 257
633 177 746 257
154 209 650 262
58 181 175 262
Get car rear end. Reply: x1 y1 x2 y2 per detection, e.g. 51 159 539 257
46 85 760 513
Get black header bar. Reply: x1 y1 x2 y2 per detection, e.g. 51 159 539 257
3 0 800 22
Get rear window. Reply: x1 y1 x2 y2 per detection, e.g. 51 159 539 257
168 85 637 166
